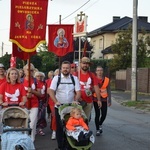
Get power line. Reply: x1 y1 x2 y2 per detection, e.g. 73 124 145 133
53 0 90 23
63 0 101 23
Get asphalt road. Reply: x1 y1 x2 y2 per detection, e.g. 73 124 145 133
0 91 150 150
34 92 150 150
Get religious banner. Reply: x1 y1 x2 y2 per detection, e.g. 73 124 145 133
12 43 36 60
74 11 87 37
9 0 48 52
48 24 74 56
10 54 16 68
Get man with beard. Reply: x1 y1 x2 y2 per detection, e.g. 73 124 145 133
75 57 102 121
49 61 81 150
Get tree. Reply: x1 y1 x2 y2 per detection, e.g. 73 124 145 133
109 26 150 73
37 42 57 76
74 37 93 59
0 52 11 69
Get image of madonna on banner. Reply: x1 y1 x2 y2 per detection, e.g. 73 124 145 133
9 0 48 52
48 24 74 57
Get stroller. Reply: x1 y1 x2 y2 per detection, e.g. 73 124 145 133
58 104 93 150
0 106 35 150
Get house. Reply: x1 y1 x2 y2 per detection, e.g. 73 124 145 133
87 16 150 60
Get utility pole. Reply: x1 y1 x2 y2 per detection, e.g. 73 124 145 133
1 42 4 57
131 0 138 101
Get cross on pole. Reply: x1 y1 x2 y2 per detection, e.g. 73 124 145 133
77 11 85 21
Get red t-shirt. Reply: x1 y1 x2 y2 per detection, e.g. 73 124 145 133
46 78 55 106
0 77 6 85
0 82 26 104
23 78 39 108
75 71 98 103
36 80 47 101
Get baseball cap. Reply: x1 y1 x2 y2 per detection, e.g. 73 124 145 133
71 63 76 68
0 63 5 69
81 57 92 64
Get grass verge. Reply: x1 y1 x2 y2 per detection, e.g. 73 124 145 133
122 100 150 112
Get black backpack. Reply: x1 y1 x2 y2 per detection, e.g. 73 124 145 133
56 73 75 90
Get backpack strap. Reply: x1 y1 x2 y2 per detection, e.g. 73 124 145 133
70 74 75 86
56 73 75 90
56 74 61 90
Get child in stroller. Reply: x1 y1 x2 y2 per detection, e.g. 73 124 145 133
58 104 94 150
66 107 94 143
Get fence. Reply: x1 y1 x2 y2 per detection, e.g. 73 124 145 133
115 68 150 93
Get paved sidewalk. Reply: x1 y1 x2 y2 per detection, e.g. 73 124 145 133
111 90 150 102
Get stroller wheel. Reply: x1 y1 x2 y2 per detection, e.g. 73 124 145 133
15 145 23 150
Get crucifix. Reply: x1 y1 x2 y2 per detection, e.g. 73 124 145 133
77 11 85 21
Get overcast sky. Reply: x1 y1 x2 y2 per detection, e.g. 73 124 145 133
0 0 149 55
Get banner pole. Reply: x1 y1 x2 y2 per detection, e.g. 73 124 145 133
58 15 61 72
27 53 31 109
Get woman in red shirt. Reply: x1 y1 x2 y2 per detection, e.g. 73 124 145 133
0 67 27 107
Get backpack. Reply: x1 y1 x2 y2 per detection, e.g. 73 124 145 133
56 73 75 90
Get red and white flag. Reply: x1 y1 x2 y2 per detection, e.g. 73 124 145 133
48 24 74 56
10 54 16 68
12 43 36 60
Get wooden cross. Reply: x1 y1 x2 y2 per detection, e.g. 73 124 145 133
77 11 85 21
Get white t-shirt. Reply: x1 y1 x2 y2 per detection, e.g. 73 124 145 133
50 73 80 104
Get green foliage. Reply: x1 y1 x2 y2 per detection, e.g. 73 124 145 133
37 43 57 76
0 53 11 69
0 39 93 77
109 26 150 73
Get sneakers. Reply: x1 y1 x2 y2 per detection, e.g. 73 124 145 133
38 129 45 136
99 125 103 133
96 130 100 136
51 131 56 140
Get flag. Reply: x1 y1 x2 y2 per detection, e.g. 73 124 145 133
12 43 36 60
10 54 16 68
48 25 74 56
83 40 87 57
9 0 48 52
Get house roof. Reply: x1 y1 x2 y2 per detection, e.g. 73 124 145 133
88 16 150 37
101 46 112 54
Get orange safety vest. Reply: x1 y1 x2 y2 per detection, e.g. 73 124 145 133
93 77 109 98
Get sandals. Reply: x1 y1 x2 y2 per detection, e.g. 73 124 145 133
38 129 45 136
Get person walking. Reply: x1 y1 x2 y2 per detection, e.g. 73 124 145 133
93 66 111 136
0 67 27 107
70 63 77 74
74 57 102 121
0 63 7 110
0 63 6 85
48 61 81 150
22 63 42 142
35 71 47 136
46 71 54 120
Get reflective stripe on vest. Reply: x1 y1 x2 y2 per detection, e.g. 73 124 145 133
93 77 109 98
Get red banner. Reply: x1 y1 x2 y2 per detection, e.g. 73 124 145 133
48 25 74 56
10 54 16 68
12 43 36 60
9 0 48 52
